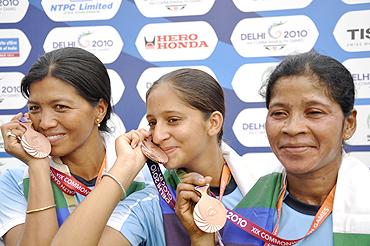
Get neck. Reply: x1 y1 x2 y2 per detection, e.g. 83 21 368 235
286 159 341 206
184 145 225 187
61 132 106 181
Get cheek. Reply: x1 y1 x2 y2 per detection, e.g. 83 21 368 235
265 121 278 140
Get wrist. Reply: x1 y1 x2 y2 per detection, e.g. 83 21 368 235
191 233 215 246
27 158 50 173
109 160 142 187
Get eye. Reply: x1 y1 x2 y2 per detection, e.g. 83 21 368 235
269 110 287 119
168 118 180 124
28 105 40 113
306 109 324 118
147 120 156 128
55 104 69 111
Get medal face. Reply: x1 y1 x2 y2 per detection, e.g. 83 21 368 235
193 185 227 233
141 138 168 164
19 116 51 158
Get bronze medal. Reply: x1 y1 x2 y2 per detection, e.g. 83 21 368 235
140 138 168 164
193 185 227 233
19 116 51 158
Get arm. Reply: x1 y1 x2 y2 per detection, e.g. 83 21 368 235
52 129 150 246
1 114 58 246
20 159 58 246
175 173 215 246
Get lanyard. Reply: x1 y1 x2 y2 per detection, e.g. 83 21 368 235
49 156 106 196
218 164 231 201
147 160 230 209
265 178 336 245
215 163 230 246
147 160 335 245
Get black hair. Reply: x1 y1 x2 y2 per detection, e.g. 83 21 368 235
261 51 354 117
146 68 225 144
21 47 112 132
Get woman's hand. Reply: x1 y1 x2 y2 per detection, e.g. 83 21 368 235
114 128 151 173
175 172 214 244
0 112 36 164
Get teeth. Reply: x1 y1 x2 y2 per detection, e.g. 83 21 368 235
46 134 62 140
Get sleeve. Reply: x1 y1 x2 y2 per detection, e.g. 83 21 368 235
106 185 164 245
0 167 27 238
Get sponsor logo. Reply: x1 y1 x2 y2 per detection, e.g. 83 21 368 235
0 0 29 23
232 108 270 147
231 15 318 57
136 21 217 61
232 62 278 103
136 66 217 102
0 38 19 57
0 29 31 67
107 69 124 106
43 26 123 64
0 72 27 110
346 105 370 145
41 0 121 21
343 58 370 99
143 34 209 50
233 0 312 12
342 0 370 4
134 0 214 17
334 10 370 52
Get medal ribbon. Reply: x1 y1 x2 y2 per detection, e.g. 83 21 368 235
218 163 231 201
147 159 335 245
263 179 335 246
49 156 106 197
147 160 176 208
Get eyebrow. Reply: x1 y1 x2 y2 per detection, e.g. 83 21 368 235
27 98 74 105
146 110 182 118
269 100 333 109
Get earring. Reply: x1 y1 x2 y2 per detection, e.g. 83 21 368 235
96 118 101 127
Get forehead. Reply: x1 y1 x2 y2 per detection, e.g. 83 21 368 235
269 75 334 105
28 76 82 101
29 76 76 92
146 83 191 113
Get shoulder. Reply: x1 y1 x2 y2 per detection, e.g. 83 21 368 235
0 165 27 189
107 185 163 243
109 185 160 226
334 154 370 234
339 154 370 182
222 142 283 196
112 185 160 214
0 166 27 238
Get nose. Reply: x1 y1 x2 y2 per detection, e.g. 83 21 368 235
151 122 170 145
36 110 58 131
282 113 308 136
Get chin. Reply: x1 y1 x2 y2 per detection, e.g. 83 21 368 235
285 165 315 175
163 160 182 170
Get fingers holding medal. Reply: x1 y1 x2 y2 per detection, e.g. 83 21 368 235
1 113 50 160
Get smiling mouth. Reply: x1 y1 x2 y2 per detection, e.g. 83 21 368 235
162 147 177 155
46 134 64 143
281 145 313 153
